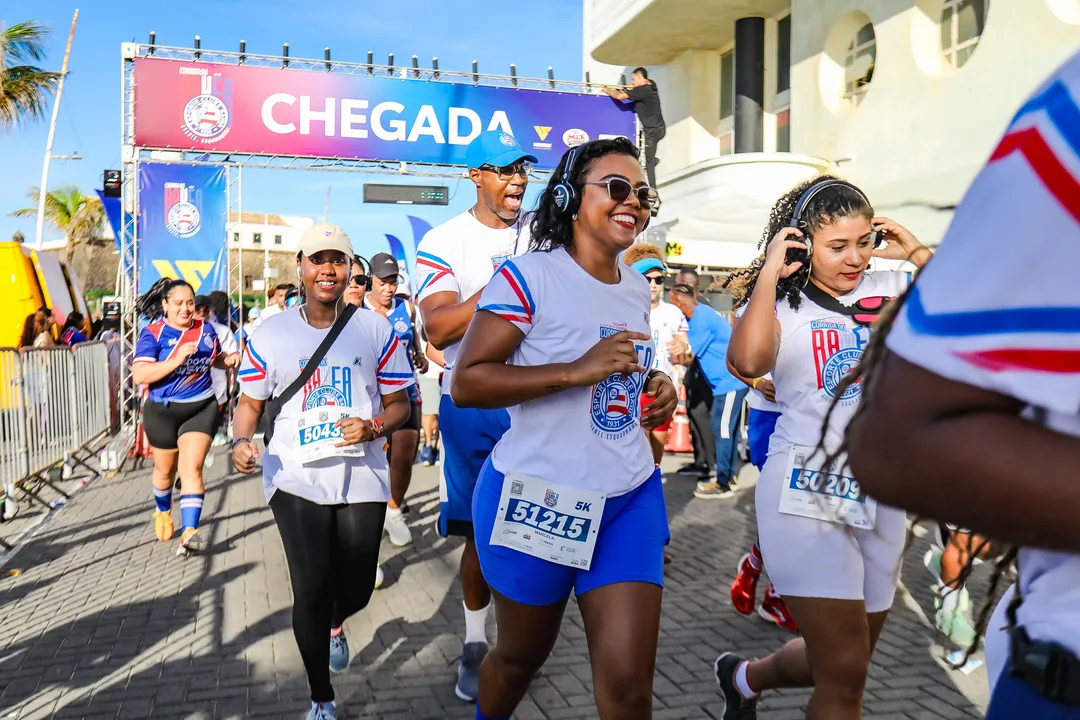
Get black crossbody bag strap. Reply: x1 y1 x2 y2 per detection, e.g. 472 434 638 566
802 282 856 319
261 303 358 443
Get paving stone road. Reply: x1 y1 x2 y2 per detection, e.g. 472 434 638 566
0 451 994 719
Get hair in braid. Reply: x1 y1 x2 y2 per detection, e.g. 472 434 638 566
814 272 1017 666
725 174 874 309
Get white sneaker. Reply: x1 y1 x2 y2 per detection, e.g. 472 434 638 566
374 564 384 590
384 506 413 547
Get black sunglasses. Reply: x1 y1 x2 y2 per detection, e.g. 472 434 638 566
348 274 368 287
481 160 532 181
584 177 660 210
645 275 665 286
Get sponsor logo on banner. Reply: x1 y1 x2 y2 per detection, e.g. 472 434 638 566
181 71 232 144
563 128 590 147
533 125 553 150
164 182 201 238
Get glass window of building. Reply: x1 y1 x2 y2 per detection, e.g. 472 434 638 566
274 234 283 246
720 49 735 119
776 109 790 152
253 232 262 245
777 15 791 93
232 232 239 244
942 0 989 68
843 23 876 103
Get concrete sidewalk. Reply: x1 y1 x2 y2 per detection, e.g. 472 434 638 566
0 452 992 719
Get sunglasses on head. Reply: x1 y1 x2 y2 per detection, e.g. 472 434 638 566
584 177 660 210
481 160 532 181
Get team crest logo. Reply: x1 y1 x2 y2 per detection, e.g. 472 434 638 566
590 324 654 440
394 320 409 334
822 348 863 401
164 182 201 239
544 489 559 508
498 132 516 147
181 72 233 144
304 385 348 410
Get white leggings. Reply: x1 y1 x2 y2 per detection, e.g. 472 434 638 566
755 450 906 613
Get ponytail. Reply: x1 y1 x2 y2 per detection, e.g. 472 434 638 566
136 278 193 320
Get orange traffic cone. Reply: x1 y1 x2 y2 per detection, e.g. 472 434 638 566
665 383 693 454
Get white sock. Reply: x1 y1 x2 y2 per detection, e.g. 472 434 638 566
464 601 490 645
734 660 758 699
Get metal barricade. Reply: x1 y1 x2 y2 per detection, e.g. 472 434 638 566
72 342 111 448
1 349 29 518
21 346 77 476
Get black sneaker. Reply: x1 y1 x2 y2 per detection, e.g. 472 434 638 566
676 462 709 476
714 652 757 719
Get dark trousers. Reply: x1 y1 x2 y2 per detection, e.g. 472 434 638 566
685 360 715 470
643 126 666 189
270 490 386 702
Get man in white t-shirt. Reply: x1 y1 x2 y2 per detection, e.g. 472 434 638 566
848 52 1080 716
415 129 536 703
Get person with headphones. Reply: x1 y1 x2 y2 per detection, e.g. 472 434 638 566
452 137 675 720
712 175 929 720
344 257 369 308
232 225 415 720
414 130 536 702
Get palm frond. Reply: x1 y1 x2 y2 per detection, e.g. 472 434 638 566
0 65 60 127
1 21 54 65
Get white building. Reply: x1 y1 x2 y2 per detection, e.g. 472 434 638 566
585 0 1080 270
228 212 315 253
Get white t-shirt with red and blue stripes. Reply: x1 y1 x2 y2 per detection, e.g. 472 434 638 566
887 51 1080 657
415 210 530 395
238 307 415 505
478 247 656 497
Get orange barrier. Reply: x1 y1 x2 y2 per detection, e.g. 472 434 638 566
665 383 692 454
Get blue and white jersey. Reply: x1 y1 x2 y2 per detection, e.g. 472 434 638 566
478 247 656 497
367 296 421 404
238 307 416 505
61 327 88 347
888 52 1080 658
415 210 530 393
134 319 220 404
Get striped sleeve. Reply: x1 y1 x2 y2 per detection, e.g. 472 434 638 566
478 259 537 334
238 335 271 400
415 231 459 302
133 325 160 364
375 320 417 394
888 58 1080 414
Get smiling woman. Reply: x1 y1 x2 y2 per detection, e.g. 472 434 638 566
450 138 676 720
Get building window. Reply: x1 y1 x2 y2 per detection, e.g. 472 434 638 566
720 49 735 120
843 23 876 103
776 108 790 152
719 131 734 156
232 232 239 244
942 0 988 68
243 275 252 290
777 15 791 93
274 234 283 246
253 232 262 245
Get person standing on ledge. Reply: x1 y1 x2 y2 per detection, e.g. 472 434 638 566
604 67 667 193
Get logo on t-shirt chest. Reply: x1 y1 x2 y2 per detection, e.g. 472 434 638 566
299 357 353 410
810 319 869 404
589 323 655 440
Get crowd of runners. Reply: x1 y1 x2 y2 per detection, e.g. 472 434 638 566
126 53 1080 720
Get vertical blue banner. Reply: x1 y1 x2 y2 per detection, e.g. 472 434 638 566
137 163 227 293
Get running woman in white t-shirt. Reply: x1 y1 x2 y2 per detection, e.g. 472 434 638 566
231 224 415 720
715 176 930 720
415 130 535 702
846 53 1080 719
453 138 676 720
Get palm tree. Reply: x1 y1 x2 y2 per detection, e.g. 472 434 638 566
9 185 104 263
0 20 62 129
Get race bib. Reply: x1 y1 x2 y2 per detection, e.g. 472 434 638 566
294 407 366 464
778 445 876 529
490 473 605 569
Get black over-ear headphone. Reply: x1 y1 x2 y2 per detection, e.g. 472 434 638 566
789 179 884 260
551 140 651 232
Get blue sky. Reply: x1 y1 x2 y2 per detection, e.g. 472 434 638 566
0 1 584 257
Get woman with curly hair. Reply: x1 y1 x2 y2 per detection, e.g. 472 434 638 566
712 174 930 719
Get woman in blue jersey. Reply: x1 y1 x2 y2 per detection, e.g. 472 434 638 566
231 225 415 720
364 253 428 548
453 138 677 720
60 312 88 346
132 279 240 555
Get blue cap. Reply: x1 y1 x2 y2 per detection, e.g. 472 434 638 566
466 130 539 170
632 258 666 275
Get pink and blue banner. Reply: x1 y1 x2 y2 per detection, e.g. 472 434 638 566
132 58 637 170
137 163 228 294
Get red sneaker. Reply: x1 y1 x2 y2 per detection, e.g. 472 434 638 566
730 553 761 615
759 584 799 632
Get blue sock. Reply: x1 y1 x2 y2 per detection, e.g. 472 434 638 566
179 493 204 531
476 709 510 720
153 486 172 513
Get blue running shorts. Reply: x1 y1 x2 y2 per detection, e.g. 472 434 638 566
985 668 1080 719
438 394 511 538
473 459 670 606
747 408 781 471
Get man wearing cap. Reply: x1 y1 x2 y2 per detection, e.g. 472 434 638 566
364 252 427 549
415 130 536 703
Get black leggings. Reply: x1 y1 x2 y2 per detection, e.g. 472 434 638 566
269 490 386 702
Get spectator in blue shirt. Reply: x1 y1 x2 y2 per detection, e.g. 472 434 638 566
60 312 88 347
670 284 747 498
